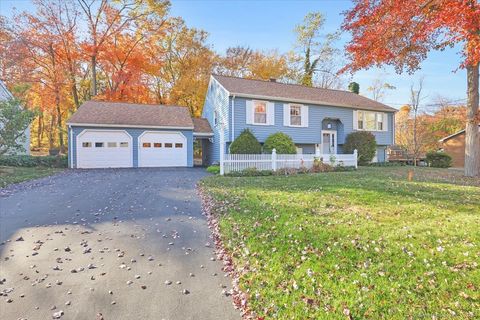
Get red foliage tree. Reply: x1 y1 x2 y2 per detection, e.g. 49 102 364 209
342 0 480 177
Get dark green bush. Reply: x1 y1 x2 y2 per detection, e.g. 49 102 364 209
229 129 262 154
344 131 377 166
0 155 68 168
426 152 452 168
263 132 296 154
206 165 220 174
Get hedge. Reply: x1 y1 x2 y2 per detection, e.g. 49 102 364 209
426 152 452 168
0 155 68 168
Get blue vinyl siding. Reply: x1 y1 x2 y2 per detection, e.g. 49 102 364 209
69 126 193 168
231 97 394 149
202 77 230 164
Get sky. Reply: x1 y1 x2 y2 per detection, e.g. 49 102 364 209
0 0 469 111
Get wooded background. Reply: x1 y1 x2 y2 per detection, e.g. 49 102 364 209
0 0 470 157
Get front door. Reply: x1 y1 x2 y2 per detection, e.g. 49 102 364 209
322 130 337 154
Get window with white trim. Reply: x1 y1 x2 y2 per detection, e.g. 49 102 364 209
253 101 267 124
290 105 302 126
357 111 386 131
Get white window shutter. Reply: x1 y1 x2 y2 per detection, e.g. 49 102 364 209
383 113 388 131
353 110 358 130
283 104 290 126
267 102 275 125
246 100 253 124
301 105 309 127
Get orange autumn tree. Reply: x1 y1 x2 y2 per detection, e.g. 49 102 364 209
342 0 480 177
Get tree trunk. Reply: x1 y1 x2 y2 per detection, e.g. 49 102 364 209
91 55 97 97
56 99 64 152
36 115 42 148
49 114 55 149
464 62 480 177
70 72 80 110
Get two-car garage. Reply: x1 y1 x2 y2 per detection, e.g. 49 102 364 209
67 101 203 169
75 129 188 169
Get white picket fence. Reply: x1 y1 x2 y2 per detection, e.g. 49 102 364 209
220 149 357 175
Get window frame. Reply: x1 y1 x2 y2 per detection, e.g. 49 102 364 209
95 142 104 148
82 142 92 148
253 100 268 125
357 111 387 132
119 142 129 148
107 142 117 148
289 104 303 127
142 142 152 148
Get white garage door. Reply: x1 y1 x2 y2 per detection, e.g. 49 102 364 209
139 131 187 167
76 130 133 168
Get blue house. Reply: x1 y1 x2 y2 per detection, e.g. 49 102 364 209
202 74 397 165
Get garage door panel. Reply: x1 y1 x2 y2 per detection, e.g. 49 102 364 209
139 132 187 167
77 130 133 168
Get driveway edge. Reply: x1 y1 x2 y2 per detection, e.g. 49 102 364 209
197 185 254 320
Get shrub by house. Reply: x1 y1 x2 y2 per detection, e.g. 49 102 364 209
344 131 376 165
229 129 262 154
263 132 296 154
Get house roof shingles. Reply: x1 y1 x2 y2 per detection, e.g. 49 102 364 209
67 101 194 128
192 118 213 135
213 74 397 112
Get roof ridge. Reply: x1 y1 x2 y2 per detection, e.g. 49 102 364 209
88 100 188 108
212 73 356 95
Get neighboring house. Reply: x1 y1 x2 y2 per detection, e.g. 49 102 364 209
67 101 212 168
0 80 30 155
202 74 396 165
439 125 480 168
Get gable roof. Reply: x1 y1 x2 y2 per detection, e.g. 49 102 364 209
192 118 213 135
439 125 480 142
67 101 194 129
0 80 14 101
212 74 397 112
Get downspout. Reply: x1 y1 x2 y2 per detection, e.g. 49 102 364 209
231 95 236 142
68 125 73 168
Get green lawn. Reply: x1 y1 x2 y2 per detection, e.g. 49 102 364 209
200 167 480 319
0 166 63 188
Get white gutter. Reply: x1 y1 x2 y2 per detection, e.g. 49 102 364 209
193 132 214 137
65 123 194 130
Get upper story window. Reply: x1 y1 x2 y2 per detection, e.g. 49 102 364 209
357 111 387 131
284 104 308 127
254 101 267 124
290 105 302 126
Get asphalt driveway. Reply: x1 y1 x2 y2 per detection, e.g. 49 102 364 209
0 168 240 320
